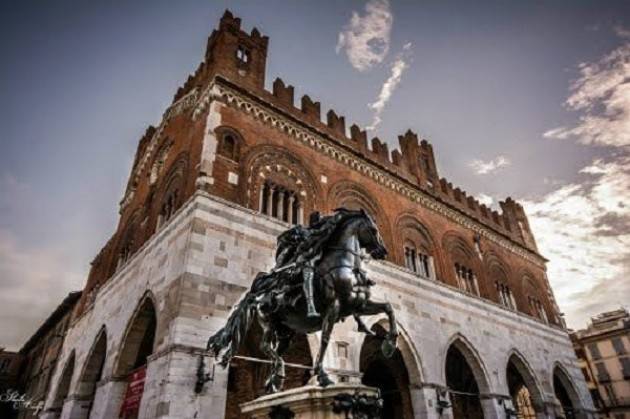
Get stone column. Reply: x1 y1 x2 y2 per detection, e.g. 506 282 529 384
479 395 503 419
287 195 295 225
266 185 275 216
297 202 304 225
259 184 266 213
277 190 285 221
409 386 442 419
86 377 127 419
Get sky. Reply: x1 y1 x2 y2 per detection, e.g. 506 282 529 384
1 0 629 351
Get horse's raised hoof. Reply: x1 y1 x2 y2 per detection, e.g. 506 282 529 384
317 372 335 388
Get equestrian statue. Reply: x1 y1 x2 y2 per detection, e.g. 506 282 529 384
206 208 399 393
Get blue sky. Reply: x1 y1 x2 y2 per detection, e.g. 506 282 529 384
1 1 629 350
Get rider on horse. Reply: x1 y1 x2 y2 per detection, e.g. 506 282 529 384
274 211 343 317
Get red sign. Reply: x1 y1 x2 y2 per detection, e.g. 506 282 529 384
119 366 146 418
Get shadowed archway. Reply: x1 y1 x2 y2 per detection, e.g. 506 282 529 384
553 365 581 419
506 352 543 419
51 351 76 414
444 336 490 419
114 295 157 419
224 323 313 419
360 323 415 419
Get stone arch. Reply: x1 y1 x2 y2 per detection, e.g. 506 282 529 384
443 333 491 393
328 180 393 258
505 350 545 416
395 213 438 278
360 320 420 419
114 292 158 377
553 363 582 418
361 317 424 386
442 232 482 292
51 351 76 411
241 145 320 222
75 327 108 418
443 334 491 419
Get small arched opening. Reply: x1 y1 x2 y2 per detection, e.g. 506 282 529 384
360 323 415 419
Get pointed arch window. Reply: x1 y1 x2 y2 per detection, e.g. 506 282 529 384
157 188 179 229
528 296 548 323
454 263 479 296
496 282 516 310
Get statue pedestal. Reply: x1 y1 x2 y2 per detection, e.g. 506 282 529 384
240 384 382 419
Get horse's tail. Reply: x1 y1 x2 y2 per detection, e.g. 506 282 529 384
206 290 257 367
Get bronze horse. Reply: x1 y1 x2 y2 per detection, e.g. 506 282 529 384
206 209 398 393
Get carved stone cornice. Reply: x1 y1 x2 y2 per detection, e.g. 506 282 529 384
194 79 547 268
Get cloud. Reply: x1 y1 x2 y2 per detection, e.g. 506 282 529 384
366 43 412 130
476 193 494 207
0 229 84 350
336 0 393 71
526 33 630 329
543 32 630 147
523 157 630 329
469 155 511 175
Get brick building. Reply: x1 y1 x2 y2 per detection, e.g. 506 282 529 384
571 309 630 418
23 10 595 419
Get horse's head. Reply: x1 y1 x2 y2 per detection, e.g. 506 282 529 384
355 209 388 260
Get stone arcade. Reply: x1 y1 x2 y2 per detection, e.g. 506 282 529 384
22 10 596 419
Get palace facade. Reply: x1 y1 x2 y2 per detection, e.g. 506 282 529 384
18 10 595 419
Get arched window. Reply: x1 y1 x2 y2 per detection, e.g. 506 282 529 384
487 262 516 310
444 235 480 296
116 216 138 271
157 189 179 229
245 147 317 225
496 282 516 310
523 276 548 323
454 263 478 295
217 130 241 162
397 216 434 279
156 155 187 230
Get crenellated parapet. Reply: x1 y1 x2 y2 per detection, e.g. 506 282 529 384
134 9 539 254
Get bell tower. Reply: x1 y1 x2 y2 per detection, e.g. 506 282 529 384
205 10 269 91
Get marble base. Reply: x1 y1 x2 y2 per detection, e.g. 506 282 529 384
240 384 381 419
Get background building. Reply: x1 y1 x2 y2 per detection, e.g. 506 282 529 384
13 292 82 419
571 309 630 418
14 10 595 419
